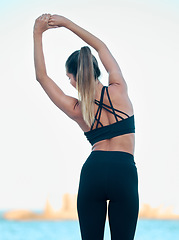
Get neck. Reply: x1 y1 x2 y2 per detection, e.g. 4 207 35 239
95 80 103 98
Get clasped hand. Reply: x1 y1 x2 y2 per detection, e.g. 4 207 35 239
34 13 67 34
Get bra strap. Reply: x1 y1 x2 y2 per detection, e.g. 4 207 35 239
95 100 129 118
91 86 105 130
95 86 105 129
106 87 118 122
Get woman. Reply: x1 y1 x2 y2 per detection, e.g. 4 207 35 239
34 13 139 240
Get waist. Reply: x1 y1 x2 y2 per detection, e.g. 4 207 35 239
91 133 135 155
87 150 136 166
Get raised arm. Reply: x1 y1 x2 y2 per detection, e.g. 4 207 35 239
48 15 127 89
33 14 81 120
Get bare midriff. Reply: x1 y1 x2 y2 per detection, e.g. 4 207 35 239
91 133 135 156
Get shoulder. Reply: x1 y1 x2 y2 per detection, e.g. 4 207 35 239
108 82 128 97
107 83 134 115
108 71 128 89
107 82 131 106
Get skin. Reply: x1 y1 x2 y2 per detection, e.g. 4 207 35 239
66 72 76 88
33 14 135 155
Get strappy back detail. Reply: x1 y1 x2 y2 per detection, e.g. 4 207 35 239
90 86 130 131
84 85 135 146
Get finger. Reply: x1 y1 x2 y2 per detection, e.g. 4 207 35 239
48 16 53 21
40 13 48 20
48 25 59 29
48 20 53 24
44 13 51 18
48 19 54 25
48 22 56 27
41 15 50 21
37 15 42 19
44 13 49 18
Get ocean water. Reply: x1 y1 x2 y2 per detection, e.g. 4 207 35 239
0 213 179 240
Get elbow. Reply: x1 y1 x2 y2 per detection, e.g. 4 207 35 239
97 42 109 56
96 41 107 52
35 73 47 82
35 75 41 83
35 75 40 82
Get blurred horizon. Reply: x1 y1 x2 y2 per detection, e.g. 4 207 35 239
1 193 179 221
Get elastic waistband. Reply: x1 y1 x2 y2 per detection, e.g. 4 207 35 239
89 150 135 164
91 150 134 157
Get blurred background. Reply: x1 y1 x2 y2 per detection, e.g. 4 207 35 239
0 0 179 218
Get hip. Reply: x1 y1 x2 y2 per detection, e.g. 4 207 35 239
81 150 137 177
79 150 138 199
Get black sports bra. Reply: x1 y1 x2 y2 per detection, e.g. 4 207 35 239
84 86 135 145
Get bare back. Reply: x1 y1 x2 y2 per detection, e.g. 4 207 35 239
75 83 135 156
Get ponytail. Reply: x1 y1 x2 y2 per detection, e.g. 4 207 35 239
77 47 97 127
65 46 101 127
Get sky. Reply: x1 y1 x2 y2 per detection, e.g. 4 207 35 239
0 0 179 213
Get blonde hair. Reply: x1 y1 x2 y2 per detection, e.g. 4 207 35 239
77 47 98 127
65 46 101 127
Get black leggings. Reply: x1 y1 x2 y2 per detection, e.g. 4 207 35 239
77 151 139 240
